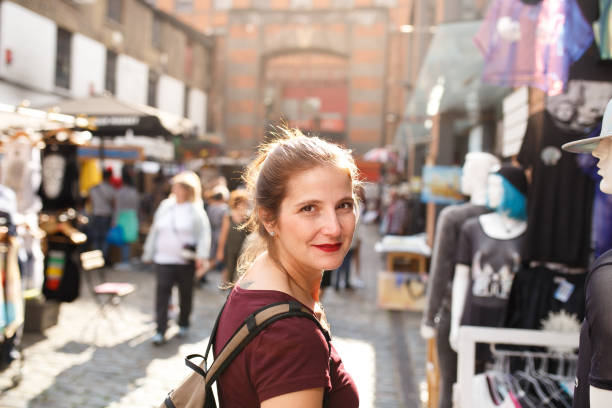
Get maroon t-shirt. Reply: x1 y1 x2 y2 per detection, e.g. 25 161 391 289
214 286 359 407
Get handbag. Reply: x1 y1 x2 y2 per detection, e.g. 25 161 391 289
160 300 331 408
106 225 125 246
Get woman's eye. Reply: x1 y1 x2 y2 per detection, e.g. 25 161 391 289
339 202 354 210
301 205 315 212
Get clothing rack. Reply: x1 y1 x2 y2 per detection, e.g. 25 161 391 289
456 326 579 408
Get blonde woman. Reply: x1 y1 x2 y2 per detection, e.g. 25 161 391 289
142 171 211 345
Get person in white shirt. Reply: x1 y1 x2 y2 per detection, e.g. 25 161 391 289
142 171 211 345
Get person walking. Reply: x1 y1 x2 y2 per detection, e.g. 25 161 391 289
142 171 211 345
199 184 229 285
215 188 250 286
88 167 115 260
214 130 359 407
113 166 140 269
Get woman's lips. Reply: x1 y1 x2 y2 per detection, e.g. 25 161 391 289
314 243 342 252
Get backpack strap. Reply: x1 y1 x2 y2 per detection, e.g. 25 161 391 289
192 300 332 405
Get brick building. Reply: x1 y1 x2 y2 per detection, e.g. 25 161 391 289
0 0 213 134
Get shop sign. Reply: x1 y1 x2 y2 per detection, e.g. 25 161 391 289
92 116 140 127
420 165 464 205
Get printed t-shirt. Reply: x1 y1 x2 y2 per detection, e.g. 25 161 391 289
214 286 359 407
574 249 612 408
423 203 489 327
474 0 593 95
39 144 79 212
517 110 594 267
456 216 525 328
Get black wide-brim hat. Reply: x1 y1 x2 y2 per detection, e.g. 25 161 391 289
562 98 612 154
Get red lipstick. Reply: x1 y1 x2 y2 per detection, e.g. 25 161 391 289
314 243 342 252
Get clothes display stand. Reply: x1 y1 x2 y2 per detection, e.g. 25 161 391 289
456 326 579 408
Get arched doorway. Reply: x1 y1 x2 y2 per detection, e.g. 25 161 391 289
261 51 349 145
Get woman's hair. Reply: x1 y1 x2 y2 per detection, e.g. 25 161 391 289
237 128 360 278
229 189 249 210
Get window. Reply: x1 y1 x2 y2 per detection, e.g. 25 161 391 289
107 0 122 22
152 15 162 49
147 71 158 107
290 0 312 9
175 0 193 11
55 28 71 89
105 50 117 94
184 41 193 79
183 86 190 118
213 0 232 11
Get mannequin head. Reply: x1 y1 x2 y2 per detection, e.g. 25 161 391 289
592 137 612 194
487 165 527 220
461 152 501 205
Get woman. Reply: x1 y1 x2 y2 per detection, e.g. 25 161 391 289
142 171 211 345
214 130 360 407
113 166 140 269
215 188 250 285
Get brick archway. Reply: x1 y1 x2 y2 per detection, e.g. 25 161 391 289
224 8 388 154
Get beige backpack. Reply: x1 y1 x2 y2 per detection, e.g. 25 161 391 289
160 301 331 408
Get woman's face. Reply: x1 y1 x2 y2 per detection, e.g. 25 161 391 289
593 138 612 194
270 165 356 276
172 183 191 203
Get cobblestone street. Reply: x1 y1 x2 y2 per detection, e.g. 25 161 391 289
0 224 426 408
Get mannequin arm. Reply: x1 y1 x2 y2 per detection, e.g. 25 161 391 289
591 386 612 406
449 264 470 351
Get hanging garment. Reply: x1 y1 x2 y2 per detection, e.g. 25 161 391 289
42 238 80 302
456 217 525 328
0 242 24 339
592 0 612 59
517 110 597 267
474 0 593 95
79 159 102 197
505 264 585 330
574 249 612 408
0 135 42 215
39 144 79 212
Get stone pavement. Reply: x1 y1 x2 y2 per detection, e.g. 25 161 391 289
0 224 427 408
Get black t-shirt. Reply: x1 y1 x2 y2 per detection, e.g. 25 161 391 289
574 250 612 408
456 216 525 328
517 111 594 267
39 143 79 212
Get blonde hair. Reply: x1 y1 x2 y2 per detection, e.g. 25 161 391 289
236 128 360 278
171 171 202 204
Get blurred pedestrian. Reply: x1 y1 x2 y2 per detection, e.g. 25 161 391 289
113 166 140 269
214 130 359 406
88 167 115 259
216 188 249 286
142 171 211 345
200 184 229 285
381 186 407 235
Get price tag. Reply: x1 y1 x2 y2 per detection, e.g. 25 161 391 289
554 279 575 303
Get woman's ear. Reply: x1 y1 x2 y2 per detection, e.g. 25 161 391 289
258 208 275 233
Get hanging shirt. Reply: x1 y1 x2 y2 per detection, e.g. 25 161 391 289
517 110 596 267
574 249 612 408
456 216 525 328
593 0 612 59
422 203 490 328
505 264 585 330
39 144 79 212
474 0 593 95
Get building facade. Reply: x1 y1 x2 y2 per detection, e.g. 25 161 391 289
0 0 213 134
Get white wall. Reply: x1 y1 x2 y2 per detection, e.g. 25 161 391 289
116 54 148 106
0 1 56 93
71 34 106 98
157 74 184 117
188 88 207 133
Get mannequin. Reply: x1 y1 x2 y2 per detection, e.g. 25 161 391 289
449 165 527 354
420 152 499 408
562 98 612 408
